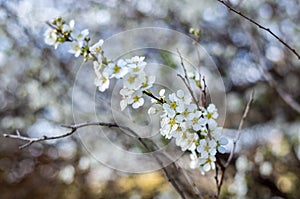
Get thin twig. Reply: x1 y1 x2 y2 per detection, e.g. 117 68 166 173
217 0 300 60
177 74 199 106
177 49 200 107
191 35 205 107
200 76 207 107
142 90 164 104
177 49 191 87
3 122 134 149
215 160 225 198
215 90 254 198
3 129 75 149
214 163 220 199
225 90 254 167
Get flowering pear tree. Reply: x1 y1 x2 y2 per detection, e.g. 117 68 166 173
3 0 300 198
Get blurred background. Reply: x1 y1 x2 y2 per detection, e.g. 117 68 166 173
0 0 300 198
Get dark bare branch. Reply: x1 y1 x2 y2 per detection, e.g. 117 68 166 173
217 0 300 60
4 121 202 198
241 20 300 114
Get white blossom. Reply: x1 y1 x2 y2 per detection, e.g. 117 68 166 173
140 75 155 90
126 56 147 74
212 129 229 154
107 59 128 79
44 28 59 48
208 119 218 130
72 29 89 42
68 29 89 57
44 19 225 175
199 151 216 173
176 89 192 104
176 104 197 122
123 72 145 90
197 139 217 156
162 92 185 117
206 103 219 119
128 90 145 109
62 19 75 33
148 104 163 115
160 116 179 139
170 121 186 138
174 131 197 151
186 111 207 131
94 71 110 92
120 88 134 111
188 71 205 90
68 40 83 57
90 39 104 54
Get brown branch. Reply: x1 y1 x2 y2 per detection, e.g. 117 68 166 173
3 121 193 199
177 49 191 87
177 164 203 199
177 49 200 107
142 90 164 104
3 129 75 149
214 163 220 199
191 35 205 107
240 20 300 114
215 157 226 198
177 74 199 106
217 0 300 60
3 122 135 149
225 90 254 167
200 76 207 107
215 90 254 198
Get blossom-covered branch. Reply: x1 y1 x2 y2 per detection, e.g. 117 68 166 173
43 17 230 175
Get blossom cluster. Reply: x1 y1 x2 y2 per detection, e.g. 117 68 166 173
44 17 90 60
44 17 228 174
44 18 155 110
93 55 155 110
149 89 228 174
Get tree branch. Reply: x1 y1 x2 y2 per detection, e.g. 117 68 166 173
225 90 254 167
3 122 135 149
177 74 199 106
217 0 300 60
177 49 200 107
215 90 254 198
3 121 201 199
142 90 164 104
240 18 300 114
